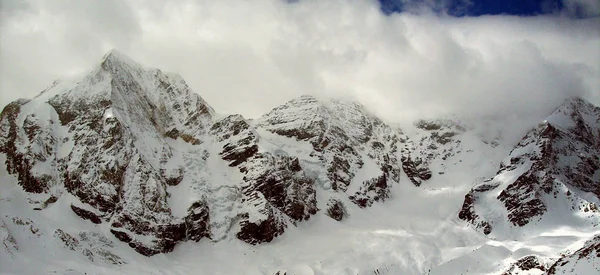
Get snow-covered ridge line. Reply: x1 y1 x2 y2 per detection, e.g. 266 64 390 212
0 50 412 256
1 50 600 275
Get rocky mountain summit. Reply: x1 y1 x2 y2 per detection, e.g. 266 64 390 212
1 50 599 274
459 98 600 237
0 50 417 255
1 50 217 255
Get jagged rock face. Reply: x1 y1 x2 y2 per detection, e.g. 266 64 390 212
210 114 317 244
548 234 600 274
210 114 259 166
325 198 348 221
256 95 402 208
0 50 214 256
53 228 126 264
1 51 409 255
459 98 600 235
399 119 467 186
0 99 42 195
184 201 211 242
502 255 546 274
205 95 405 244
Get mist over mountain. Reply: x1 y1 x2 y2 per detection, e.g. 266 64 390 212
1 1 599 147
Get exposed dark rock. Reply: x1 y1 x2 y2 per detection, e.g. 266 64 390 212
54 229 80 251
350 173 389 208
400 118 467 187
458 192 492 235
8 51 600 263
223 143 259 167
248 156 318 222
110 229 133 243
0 99 54 194
257 95 401 203
164 128 180 139
233 154 317 245
163 168 184 186
71 204 102 224
502 255 546 274
36 195 59 210
210 115 260 167
327 155 353 191
211 113 320 244
64 170 122 214
515 256 545 271
326 199 348 221
185 201 211 242
110 227 177 257
497 174 547 227
415 120 442 131
164 128 201 145
431 131 457 145
237 214 284 245
401 154 432 187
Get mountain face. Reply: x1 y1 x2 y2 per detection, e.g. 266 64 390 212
459 98 600 237
1 51 217 255
0 50 409 255
1 50 600 274
399 118 468 186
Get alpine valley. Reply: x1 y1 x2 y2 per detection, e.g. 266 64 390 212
1 50 599 275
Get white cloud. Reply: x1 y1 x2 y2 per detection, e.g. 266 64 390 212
1 0 599 144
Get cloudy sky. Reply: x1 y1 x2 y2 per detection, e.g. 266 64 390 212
0 0 598 141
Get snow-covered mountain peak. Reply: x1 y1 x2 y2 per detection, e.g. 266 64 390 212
544 97 600 143
0 51 219 255
262 94 373 122
0 52 406 258
100 49 143 71
257 94 385 149
253 93 402 208
459 97 600 238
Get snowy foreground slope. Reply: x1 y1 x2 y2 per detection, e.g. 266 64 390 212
1 51 599 275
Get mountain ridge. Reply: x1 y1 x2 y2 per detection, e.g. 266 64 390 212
0 50 407 255
1 50 599 274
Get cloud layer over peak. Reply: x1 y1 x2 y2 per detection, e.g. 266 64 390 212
1 0 598 144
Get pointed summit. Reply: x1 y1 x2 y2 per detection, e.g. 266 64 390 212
458 95 600 237
101 48 134 63
544 96 600 139
100 48 143 73
551 96 596 115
